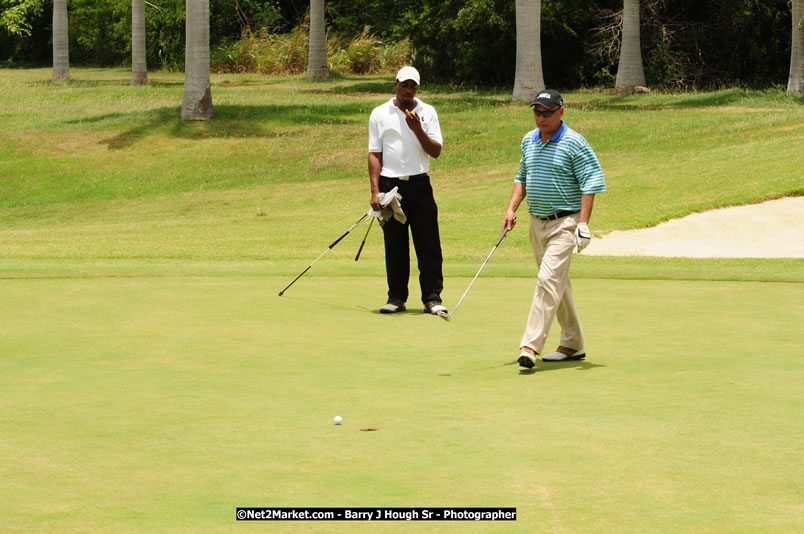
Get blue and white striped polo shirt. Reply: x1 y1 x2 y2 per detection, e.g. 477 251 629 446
515 122 606 217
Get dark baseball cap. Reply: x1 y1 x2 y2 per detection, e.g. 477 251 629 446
529 89 564 109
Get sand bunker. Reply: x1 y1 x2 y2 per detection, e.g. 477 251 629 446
583 197 804 258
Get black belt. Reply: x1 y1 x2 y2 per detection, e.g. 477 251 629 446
380 173 428 181
537 210 579 221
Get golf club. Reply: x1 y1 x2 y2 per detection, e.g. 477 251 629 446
354 217 374 261
354 186 400 262
443 218 515 321
278 213 369 296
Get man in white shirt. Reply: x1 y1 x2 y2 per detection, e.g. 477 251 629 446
368 66 447 316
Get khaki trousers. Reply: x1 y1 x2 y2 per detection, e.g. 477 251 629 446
520 214 585 354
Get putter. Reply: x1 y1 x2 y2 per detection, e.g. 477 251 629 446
443 218 515 321
278 213 369 296
354 217 374 261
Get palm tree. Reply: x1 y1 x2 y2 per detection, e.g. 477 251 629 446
181 0 213 120
789 0 803 95
512 0 544 102
307 0 328 81
131 0 147 85
615 0 646 92
52 0 69 82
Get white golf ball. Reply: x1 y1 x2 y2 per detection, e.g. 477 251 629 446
333 416 343 425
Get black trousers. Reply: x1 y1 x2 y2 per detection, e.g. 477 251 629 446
379 175 444 304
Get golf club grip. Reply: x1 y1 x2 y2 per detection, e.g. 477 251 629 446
329 213 369 248
329 231 351 249
355 218 374 261
354 240 366 261
494 228 509 247
495 216 515 246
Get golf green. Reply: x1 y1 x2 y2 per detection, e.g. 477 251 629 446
1 274 801 532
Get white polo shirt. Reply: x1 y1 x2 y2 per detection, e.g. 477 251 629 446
368 98 443 178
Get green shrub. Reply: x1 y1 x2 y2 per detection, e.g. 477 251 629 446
211 25 411 76
212 27 308 75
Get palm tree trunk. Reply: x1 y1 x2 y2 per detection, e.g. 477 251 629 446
181 0 213 120
788 0 803 95
307 0 328 81
512 0 544 102
131 0 148 85
615 0 646 92
52 0 70 82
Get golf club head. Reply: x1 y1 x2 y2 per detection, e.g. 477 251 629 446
439 311 451 321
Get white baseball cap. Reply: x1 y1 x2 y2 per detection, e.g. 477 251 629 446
396 66 420 85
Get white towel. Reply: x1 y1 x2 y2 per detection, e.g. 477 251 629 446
369 186 406 226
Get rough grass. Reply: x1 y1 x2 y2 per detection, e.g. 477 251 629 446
0 68 802 281
1 69 801 233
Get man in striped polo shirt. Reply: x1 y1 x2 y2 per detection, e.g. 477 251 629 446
500 89 606 369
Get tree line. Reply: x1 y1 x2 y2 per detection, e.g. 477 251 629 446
2 0 802 91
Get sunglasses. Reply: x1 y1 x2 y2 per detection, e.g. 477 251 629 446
533 108 561 117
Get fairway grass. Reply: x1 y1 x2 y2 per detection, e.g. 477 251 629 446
1 275 802 532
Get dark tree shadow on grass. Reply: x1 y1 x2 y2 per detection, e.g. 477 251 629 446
574 89 749 112
27 79 136 88
302 79 512 106
303 81 392 95
28 78 284 89
70 103 369 150
50 75 512 150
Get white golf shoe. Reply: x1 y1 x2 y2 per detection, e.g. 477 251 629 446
542 348 586 362
424 301 448 316
518 350 537 369
380 300 406 314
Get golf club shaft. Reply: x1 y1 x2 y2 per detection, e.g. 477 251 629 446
448 224 512 319
354 217 375 261
278 213 369 296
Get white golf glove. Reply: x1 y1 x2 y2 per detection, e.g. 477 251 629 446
575 222 591 253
